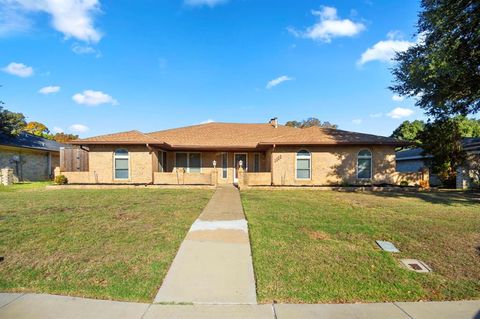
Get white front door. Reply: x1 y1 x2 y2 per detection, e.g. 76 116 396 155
234 153 247 183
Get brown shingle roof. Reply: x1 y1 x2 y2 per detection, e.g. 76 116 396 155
70 130 163 145
70 123 407 148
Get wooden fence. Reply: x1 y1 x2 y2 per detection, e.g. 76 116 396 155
60 147 89 172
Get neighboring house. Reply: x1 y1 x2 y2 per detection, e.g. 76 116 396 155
64 118 417 186
396 137 480 189
0 131 64 181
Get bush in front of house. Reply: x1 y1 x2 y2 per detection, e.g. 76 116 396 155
54 175 68 185
399 181 409 187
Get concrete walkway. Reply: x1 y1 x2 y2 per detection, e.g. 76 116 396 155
1 293 479 319
154 185 257 304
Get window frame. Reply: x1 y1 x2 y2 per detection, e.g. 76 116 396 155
253 153 261 172
158 150 167 172
221 152 228 179
295 149 311 180
356 149 373 180
113 148 129 180
175 152 202 173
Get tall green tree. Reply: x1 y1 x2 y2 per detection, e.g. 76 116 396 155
419 119 467 187
285 117 338 129
390 0 480 119
391 120 425 145
0 104 27 136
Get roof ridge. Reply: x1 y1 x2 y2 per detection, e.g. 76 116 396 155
134 130 163 143
147 121 282 135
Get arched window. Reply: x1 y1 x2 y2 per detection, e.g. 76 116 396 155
357 149 372 179
114 149 129 179
296 150 311 179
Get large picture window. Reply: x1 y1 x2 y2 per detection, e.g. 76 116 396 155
357 149 372 179
296 150 311 179
114 149 129 179
175 152 201 173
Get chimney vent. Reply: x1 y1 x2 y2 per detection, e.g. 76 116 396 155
269 117 278 128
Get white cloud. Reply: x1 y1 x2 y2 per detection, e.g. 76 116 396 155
266 75 294 89
357 31 422 65
184 0 227 7
0 3 32 36
288 6 365 43
2 62 33 77
52 126 64 133
3 0 102 43
200 119 215 124
72 90 118 106
38 85 60 94
369 113 383 118
69 124 89 133
387 107 414 119
352 118 362 125
71 43 101 56
392 94 404 102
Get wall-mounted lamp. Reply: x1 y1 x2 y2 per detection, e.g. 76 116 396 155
212 160 217 168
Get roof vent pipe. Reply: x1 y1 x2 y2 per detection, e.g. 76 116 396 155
269 117 278 128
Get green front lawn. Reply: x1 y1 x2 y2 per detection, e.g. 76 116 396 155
242 189 480 303
0 187 213 302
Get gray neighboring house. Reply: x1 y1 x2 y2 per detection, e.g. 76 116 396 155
0 131 64 181
396 137 480 189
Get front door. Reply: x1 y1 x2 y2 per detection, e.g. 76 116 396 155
234 153 247 183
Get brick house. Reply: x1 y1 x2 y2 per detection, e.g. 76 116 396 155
64 118 419 186
0 131 62 182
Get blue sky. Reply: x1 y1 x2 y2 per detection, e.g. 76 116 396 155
0 0 423 138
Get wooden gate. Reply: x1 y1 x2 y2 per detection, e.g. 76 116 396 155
60 147 89 172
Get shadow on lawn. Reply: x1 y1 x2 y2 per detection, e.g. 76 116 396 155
365 190 480 206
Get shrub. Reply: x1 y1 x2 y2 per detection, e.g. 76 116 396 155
399 181 409 187
54 175 68 185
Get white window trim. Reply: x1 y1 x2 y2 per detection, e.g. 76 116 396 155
175 152 202 173
356 149 373 180
113 149 130 181
253 153 261 172
221 152 228 179
295 149 312 180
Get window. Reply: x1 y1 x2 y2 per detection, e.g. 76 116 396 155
158 151 167 172
296 150 311 179
253 153 260 172
357 149 372 179
222 153 228 178
189 153 201 173
114 149 129 179
175 152 201 173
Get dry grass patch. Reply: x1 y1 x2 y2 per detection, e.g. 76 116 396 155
242 189 480 303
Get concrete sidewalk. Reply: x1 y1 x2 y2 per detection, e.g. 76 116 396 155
1 293 479 319
154 185 257 304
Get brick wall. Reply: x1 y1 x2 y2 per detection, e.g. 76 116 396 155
0 145 58 181
271 145 397 186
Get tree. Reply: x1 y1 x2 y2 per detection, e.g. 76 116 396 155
285 117 338 129
52 132 79 143
391 120 425 145
24 121 50 137
420 118 467 187
390 0 480 119
0 104 26 136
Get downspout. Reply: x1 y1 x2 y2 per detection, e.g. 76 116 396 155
271 144 275 185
